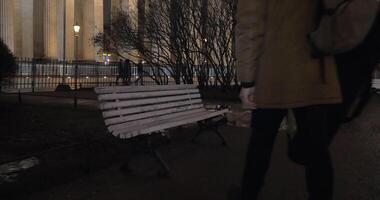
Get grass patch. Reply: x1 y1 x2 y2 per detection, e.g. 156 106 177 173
0 103 107 163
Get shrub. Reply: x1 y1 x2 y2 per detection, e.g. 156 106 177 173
0 38 16 89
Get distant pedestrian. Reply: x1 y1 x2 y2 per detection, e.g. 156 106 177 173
124 59 132 85
137 61 144 85
116 59 132 85
116 59 124 85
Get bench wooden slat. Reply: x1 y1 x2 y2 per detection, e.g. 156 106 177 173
104 104 204 126
112 109 229 139
102 99 203 118
95 84 197 94
112 109 211 138
98 89 199 101
373 79 380 89
95 84 229 140
108 108 207 133
100 93 201 110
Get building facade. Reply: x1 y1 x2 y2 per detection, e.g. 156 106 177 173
0 0 140 61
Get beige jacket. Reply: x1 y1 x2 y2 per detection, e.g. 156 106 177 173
236 0 342 108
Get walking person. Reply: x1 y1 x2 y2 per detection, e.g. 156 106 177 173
137 60 144 85
235 0 342 199
124 58 132 85
116 59 124 85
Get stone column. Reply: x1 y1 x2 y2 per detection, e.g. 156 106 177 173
79 0 103 60
137 0 145 60
127 0 138 24
44 0 58 59
112 0 130 12
12 0 34 58
121 0 130 12
65 0 75 60
94 0 104 61
109 0 133 26
33 0 45 58
113 0 138 61
57 0 65 60
74 0 83 60
0 0 15 53
13 0 22 57
79 0 90 60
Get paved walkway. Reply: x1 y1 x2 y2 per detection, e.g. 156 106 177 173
2 92 380 200
0 91 98 110
0 91 252 127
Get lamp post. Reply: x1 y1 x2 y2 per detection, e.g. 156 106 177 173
73 22 80 108
62 0 67 85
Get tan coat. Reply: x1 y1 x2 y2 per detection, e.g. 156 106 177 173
236 0 342 108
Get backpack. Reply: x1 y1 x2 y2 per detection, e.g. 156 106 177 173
287 4 379 165
307 0 380 122
335 13 380 122
308 0 379 56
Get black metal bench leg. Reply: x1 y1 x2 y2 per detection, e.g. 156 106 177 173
191 122 204 143
215 128 227 146
152 149 170 175
161 131 172 144
192 119 228 146
147 135 170 176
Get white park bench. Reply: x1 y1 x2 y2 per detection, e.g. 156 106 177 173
94 84 229 174
372 79 380 91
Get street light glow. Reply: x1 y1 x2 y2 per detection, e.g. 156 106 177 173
73 23 80 34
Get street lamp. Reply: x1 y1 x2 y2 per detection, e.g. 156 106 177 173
74 23 81 36
73 22 80 108
61 0 67 85
102 53 111 65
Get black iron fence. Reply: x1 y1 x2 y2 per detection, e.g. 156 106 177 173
1 58 181 93
3 58 376 93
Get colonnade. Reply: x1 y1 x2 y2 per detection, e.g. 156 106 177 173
0 0 108 60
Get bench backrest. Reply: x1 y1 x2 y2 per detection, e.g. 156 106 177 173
373 79 380 89
94 84 204 138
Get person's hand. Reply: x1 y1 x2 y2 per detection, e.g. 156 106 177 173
239 87 257 109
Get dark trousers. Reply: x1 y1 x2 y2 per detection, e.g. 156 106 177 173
241 105 334 200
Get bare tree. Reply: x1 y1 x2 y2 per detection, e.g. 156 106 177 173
93 0 237 89
203 0 237 89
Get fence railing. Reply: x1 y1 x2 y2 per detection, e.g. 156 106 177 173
1 58 181 93
4 58 376 93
